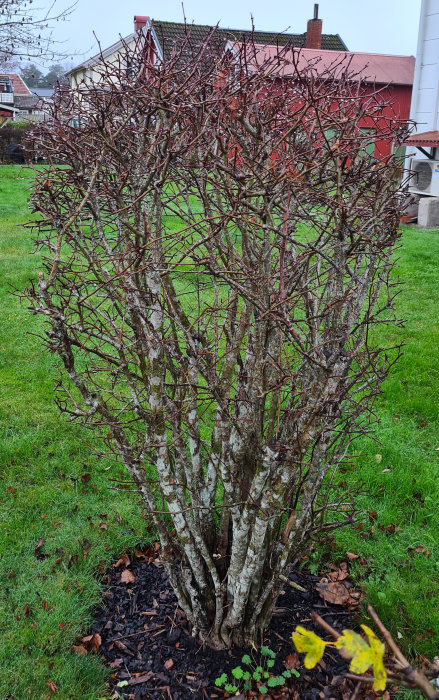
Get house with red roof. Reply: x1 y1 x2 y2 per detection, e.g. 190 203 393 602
0 73 47 122
68 5 347 87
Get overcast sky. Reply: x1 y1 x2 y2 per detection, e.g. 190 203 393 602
46 0 422 69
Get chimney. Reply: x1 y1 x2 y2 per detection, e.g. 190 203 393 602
305 4 322 49
134 15 148 32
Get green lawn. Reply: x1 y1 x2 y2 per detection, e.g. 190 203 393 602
0 165 147 698
0 165 438 699
333 227 439 658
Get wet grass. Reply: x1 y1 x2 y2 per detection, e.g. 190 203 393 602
332 226 439 660
0 165 146 699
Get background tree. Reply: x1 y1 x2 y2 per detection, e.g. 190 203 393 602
25 35 408 649
20 62 44 86
0 0 76 64
20 61 71 87
39 62 69 86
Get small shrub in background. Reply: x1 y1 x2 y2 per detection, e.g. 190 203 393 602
0 124 34 162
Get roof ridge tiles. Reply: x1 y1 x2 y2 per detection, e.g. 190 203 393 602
69 17 348 74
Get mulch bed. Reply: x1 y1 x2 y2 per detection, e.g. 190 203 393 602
86 548 371 700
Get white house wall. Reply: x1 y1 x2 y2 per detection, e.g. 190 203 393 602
70 35 140 89
410 0 439 134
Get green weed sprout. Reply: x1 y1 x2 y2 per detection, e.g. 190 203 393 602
214 645 299 695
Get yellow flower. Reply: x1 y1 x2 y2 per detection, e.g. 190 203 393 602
336 625 387 692
292 626 328 668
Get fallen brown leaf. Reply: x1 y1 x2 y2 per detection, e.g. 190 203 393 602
72 644 87 656
109 658 123 668
46 681 58 694
127 672 154 686
316 578 360 608
327 561 349 582
120 569 135 584
409 545 431 557
284 653 299 670
317 580 350 605
134 543 160 562
415 545 430 554
81 633 101 653
81 473 91 483
81 537 91 556
345 552 359 560
113 554 130 568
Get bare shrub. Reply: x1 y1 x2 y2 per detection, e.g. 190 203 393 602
24 34 408 648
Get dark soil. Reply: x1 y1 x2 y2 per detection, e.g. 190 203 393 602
89 551 365 700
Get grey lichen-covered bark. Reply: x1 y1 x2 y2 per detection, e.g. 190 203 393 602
24 34 409 648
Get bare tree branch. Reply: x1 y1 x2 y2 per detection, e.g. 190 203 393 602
0 0 76 63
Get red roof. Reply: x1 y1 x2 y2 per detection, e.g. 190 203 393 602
228 44 415 85
0 73 31 95
405 130 439 148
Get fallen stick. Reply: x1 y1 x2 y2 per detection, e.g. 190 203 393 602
279 574 307 593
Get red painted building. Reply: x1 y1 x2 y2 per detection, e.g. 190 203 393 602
226 43 414 161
